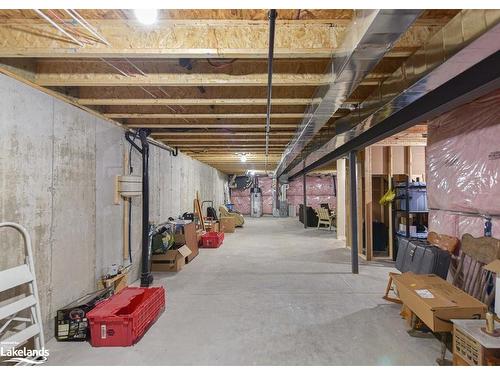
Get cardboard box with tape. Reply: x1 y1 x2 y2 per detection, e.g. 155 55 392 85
392 272 487 332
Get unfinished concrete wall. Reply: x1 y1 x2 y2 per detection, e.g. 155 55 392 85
0 73 226 339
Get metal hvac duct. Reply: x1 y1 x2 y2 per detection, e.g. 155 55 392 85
274 9 422 177
288 9 500 178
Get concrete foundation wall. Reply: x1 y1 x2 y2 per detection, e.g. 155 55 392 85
0 73 226 339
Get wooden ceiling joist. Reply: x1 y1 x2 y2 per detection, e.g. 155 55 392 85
151 131 295 136
126 124 298 129
188 155 282 160
77 98 322 106
162 141 290 145
0 9 458 24
0 16 441 60
183 149 285 152
0 8 455 174
0 20 345 59
34 73 383 87
107 113 310 119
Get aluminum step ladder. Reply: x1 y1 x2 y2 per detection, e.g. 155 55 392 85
0 222 45 364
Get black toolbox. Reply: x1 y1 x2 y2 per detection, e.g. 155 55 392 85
55 287 112 341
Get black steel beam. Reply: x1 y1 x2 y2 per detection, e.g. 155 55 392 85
289 50 500 180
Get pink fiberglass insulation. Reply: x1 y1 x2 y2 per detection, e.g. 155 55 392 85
427 89 500 240
230 175 336 216
429 210 500 240
259 177 274 197
429 210 459 237
426 89 500 216
231 196 250 215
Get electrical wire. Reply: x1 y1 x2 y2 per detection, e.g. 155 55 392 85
34 9 84 47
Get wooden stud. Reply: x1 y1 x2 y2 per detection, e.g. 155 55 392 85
403 146 409 176
387 146 394 259
335 158 347 242
357 150 364 259
122 149 130 262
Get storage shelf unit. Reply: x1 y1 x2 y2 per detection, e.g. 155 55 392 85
391 177 429 259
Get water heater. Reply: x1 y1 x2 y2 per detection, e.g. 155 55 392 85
250 187 263 217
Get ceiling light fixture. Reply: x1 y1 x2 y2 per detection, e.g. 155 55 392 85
236 152 249 163
134 9 158 25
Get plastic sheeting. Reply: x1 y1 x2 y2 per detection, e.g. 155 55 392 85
230 175 336 216
427 89 500 239
427 89 500 215
429 211 500 239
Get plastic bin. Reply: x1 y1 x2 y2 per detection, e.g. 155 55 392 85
396 183 428 212
201 232 224 248
87 286 165 347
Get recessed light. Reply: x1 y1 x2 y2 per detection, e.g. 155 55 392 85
134 9 158 25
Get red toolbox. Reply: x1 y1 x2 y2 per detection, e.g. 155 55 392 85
87 286 165 347
201 231 224 248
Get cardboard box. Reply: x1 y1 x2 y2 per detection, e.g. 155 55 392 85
173 222 199 263
97 272 128 293
151 245 192 272
205 220 220 232
220 217 236 233
392 272 487 332
196 229 204 246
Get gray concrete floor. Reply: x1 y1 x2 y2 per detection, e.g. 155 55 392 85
46 216 444 365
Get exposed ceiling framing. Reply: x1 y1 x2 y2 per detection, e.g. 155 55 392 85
0 9 460 174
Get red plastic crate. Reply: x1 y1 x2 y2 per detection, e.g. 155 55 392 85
201 231 224 248
87 286 165 347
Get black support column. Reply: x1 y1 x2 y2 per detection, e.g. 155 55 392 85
137 129 153 287
349 151 359 274
303 161 307 228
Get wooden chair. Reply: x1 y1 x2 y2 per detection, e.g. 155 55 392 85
451 234 500 307
315 207 336 231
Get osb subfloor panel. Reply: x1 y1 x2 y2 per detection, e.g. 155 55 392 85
46 216 444 365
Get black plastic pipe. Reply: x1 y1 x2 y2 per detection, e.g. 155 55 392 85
125 129 153 287
125 129 179 287
303 162 307 229
265 9 277 169
138 129 153 287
